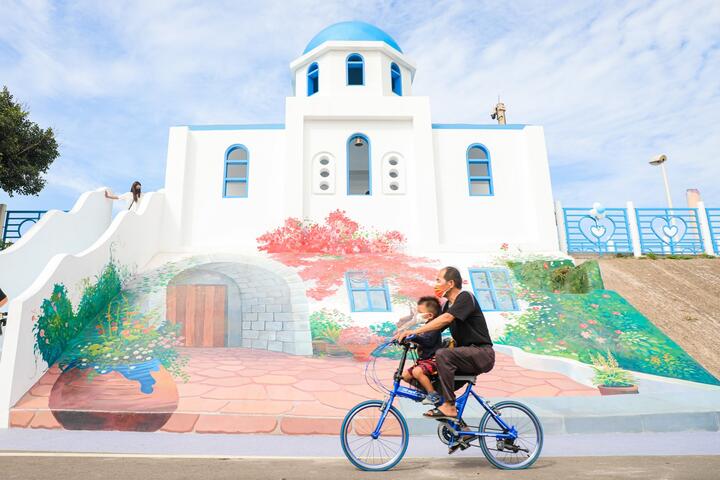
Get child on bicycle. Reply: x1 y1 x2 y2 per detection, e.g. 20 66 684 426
398 296 443 405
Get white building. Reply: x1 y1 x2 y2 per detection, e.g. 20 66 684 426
0 21 560 427
162 21 558 253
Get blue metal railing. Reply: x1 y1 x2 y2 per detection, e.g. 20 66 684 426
563 208 633 254
636 208 704 255
2 210 48 242
706 208 720 255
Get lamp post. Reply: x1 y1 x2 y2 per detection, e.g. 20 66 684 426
649 154 673 208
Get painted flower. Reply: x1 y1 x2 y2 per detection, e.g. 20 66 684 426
532 306 541 311
595 337 606 344
536 338 544 343
588 319 597 325
602 294 611 299
590 304 599 309
500 243 509 251
558 340 567 345
614 330 623 335
581 331 592 339
39 329 45 338
579 323 588 329
612 312 621 316
543 262 549 270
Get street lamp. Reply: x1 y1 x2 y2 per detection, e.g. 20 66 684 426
649 154 673 208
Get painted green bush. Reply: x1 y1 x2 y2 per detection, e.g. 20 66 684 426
60 294 187 381
497 261 719 386
309 308 351 343
507 259 604 294
33 262 122 367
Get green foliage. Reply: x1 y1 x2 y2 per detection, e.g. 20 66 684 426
33 284 76 367
496 286 719 385
33 260 123 367
646 253 658 260
0 239 13 251
369 320 397 338
590 350 635 387
0 86 59 196
309 308 351 343
507 259 604 294
60 295 188 381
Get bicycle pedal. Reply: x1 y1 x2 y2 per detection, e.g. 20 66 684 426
448 440 470 455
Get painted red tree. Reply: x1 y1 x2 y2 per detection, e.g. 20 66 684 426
257 210 438 301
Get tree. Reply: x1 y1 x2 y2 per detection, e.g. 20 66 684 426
0 86 59 196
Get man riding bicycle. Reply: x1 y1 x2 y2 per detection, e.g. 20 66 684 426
395 266 495 420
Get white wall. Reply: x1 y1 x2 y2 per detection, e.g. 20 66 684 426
0 188 112 301
291 42 414 98
433 126 559 252
0 191 166 427
173 129 287 248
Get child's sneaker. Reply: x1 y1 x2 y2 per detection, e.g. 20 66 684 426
422 393 441 405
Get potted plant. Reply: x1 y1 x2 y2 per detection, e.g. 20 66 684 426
49 295 187 431
590 350 639 395
310 309 351 356
337 326 382 362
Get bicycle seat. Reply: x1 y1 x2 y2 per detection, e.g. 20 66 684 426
455 375 477 385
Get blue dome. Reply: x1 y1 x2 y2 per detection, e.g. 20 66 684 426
303 21 402 54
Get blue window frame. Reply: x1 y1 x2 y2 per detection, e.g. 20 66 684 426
347 53 364 85
347 133 371 195
345 271 392 312
307 62 319 96
390 63 402 95
469 269 518 311
223 145 249 198
467 144 493 196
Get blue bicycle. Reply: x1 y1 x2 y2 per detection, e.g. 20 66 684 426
340 337 543 471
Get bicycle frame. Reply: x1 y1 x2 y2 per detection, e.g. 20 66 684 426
371 341 517 443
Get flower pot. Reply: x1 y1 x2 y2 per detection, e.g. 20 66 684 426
49 359 179 431
343 343 378 362
312 340 328 354
326 343 351 356
597 384 639 396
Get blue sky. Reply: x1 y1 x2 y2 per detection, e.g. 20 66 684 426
1 0 718 212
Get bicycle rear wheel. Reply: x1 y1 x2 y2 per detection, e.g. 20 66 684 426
340 400 409 471
478 400 543 469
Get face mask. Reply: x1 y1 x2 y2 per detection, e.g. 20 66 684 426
434 284 450 299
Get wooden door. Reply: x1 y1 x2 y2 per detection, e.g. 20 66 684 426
166 284 227 347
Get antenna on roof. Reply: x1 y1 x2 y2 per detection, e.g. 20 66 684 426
491 95 507 125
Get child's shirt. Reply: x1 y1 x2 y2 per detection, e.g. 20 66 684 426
413 319 443 360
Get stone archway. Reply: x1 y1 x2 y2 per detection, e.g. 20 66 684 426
161 255 312 356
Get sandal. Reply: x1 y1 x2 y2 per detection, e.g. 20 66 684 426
423 408 457 420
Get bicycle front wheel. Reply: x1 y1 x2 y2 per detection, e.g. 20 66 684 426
340 400 409 471
478 400 543 470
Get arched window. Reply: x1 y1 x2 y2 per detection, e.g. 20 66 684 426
390 63 402 95
347 134 371 195
347 54 364 85
467 144 493 196
307 62 319 96
223 145 249 198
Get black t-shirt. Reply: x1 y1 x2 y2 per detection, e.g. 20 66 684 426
0 287 6 303
443 291 493 347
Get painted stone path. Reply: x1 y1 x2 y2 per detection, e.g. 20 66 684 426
11 348 598 434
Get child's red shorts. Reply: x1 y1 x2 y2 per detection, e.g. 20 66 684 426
407 358 437 377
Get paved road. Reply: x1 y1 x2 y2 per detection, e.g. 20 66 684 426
0 455 718 479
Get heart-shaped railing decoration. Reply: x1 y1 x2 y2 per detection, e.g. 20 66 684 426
650 216 688 245
579 216 616 249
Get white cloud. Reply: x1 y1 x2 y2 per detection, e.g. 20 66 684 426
0 0 718 211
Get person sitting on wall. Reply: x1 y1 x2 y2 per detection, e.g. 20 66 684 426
397 296 444 406
395 266 495 421
105 181 143 212
0 286 8 335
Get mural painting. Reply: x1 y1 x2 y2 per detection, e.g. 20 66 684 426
9 211 718 433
